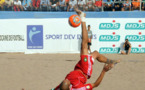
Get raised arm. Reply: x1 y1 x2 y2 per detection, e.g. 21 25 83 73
75 9 88 55
91 64 113 88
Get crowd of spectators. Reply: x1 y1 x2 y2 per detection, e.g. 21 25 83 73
0 0 145 11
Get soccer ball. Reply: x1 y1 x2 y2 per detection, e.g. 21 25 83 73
68 14 81 27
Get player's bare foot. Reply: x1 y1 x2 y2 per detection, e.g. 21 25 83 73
103 64 114 72
75 8 86 18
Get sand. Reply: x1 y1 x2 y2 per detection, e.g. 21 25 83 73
0 53 145 90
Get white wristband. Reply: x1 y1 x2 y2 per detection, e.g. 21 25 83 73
81 17 86 22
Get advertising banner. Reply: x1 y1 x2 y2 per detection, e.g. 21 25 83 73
0 18 144 53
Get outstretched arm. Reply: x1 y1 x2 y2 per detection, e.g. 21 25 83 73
91 64 113 88
75 9 88 55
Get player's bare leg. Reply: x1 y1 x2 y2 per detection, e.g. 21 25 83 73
91 51 120 64
75 9 88 55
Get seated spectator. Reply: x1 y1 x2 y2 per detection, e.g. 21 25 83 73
123 0 131 11
59 0 67 11
103 0 113 11
40 0 51 11
14 0 23 11
65 0 70 11
86 0 95 11
121 39 131 55
142 0 145 11
50 0 59 11
4 0 13 11
132 0 140 10
68 0 77 11
112 0 123 11
94 0 102 11
22 0 32 11
32 0 40 11
78 0 86 11
0 0 5 10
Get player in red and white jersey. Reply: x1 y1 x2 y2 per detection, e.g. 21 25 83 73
52 9 120 90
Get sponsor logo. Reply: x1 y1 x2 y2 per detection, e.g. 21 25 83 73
27 25 43 49
99 32 120 41
131 44 145 53
99 44 120 53
99 20 120 30
125 32 145 42
0 35 24 41
125 20 145 30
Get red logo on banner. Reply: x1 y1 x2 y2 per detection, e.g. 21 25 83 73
139 20 142 23
138 44 142 47
112 44 115 47
139 32 142 35
112 20 116 23
112 32 116 35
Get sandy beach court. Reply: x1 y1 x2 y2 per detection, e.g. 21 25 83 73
0 53 144 90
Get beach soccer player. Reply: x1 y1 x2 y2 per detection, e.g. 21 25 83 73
52 9 120 90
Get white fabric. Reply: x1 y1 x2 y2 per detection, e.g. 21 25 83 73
59 0 65 5
87 55 91 77
78 0 86 5
14 0 21 5
69 0 77 7
5 0 13 5
87 0 94 7
52 4 56 6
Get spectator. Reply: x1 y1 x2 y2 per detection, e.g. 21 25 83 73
78 0 86 11
94 0 102 11
112 0 123 11
65 0 69 11
68 0 77 11
121 39 131 55
40 0 51 11
59 0 67 11
123 0 131 11
0 0 5 10
50 0 59 11
32 0 41 11
104 0 113 11
132 0 140 10
22 0 32 11
86 0 95 11
4 0 13 11
87 25 92 53
14 0 23 11
142 0 145 11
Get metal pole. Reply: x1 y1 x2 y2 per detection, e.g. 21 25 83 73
102 1 104 12
140 0 142 11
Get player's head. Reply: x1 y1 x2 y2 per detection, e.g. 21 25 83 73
60 79 71 90
88 25 90 31
125 39 128 42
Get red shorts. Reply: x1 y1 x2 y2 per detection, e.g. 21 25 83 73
65 70 87 88
74 55 94 79
54 71 93 90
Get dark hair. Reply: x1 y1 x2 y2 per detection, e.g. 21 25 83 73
88 25 90 27
125 39 128 41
